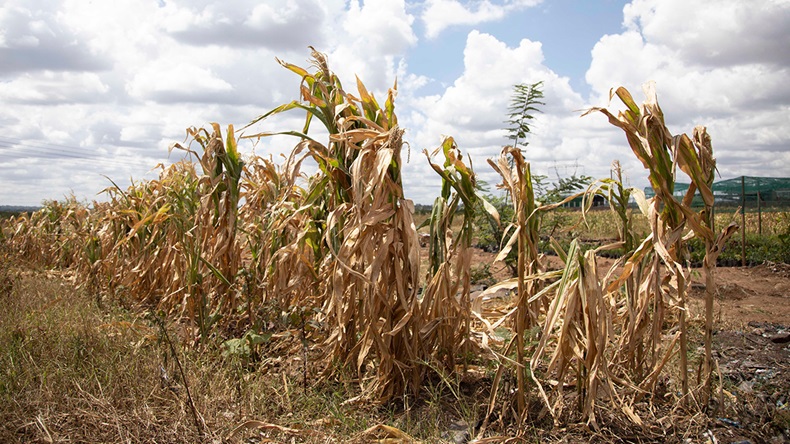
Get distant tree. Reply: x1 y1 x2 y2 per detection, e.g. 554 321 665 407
471 81 547 272
541 172 593 205
504 81 545 151
413 203 434 215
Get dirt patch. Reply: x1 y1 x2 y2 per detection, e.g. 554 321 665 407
442 244 790 331
709 324 790 443
462 244 789 329
689 263 790 329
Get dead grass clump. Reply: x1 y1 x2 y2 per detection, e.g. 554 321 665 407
0 269 198 442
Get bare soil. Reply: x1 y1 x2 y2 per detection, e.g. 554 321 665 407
469 247 790 329
695 263 790 443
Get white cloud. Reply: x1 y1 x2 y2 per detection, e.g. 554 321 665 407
0 72 109 104
166 0 331 51
421 0 542 39
623 0 790 67
585 0 790 190
325 0 417 93
0 1 110 73
345 0 417 55
588 0 790 114
127 63 234 103
400 30 604 203
1 0 788 208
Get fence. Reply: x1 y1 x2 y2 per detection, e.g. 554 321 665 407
646 176 790 265
644 176 790 209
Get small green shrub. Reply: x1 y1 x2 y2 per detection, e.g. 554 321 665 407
469 263 495 286
688 233 790 266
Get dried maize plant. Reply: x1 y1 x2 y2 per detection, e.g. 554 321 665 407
583 163 648 377
244 49 422 401
584 83 736 406
10 212 48 265
329 125 422 401
5 197 105 300
521 164 655 428
582 84 692 401
579 196 676 408
102 174 161 304
486 146 572 416
170 123 245 339
100 163 200 314
5 212 34 263
31 200 67 267
0 216 7 246
0 219 10 269
239 150 317 329
421 137 498 370
585 162 638 255
674 127 738 404
10 198 88 268
525 169 651 429
58 198 92 269
528 239 636 430
73 200 112 303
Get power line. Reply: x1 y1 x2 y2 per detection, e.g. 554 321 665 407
0 148 162 172
0 135 107 152
0 136 188 170
0 135 166 158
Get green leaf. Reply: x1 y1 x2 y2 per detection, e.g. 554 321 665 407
199 256 232 287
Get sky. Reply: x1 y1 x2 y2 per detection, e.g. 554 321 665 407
1 0 789 206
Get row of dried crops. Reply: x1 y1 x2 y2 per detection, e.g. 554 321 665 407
1 50 737 430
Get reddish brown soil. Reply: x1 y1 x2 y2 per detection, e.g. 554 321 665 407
689 263 790 329
466 246 790 330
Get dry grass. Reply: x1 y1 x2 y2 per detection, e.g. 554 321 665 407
0 266 202 442
0 264 447 443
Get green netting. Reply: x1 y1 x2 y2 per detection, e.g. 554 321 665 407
644 176 790 208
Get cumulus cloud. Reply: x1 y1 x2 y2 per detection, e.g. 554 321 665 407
344 0 417 55
585 0 790 186
401 30 605 203
412 30 554 131
0 1 110 74
325 0 418 93
2 0 788 207
0 0 420 205
166 0 331 51
127 63 234 103
623 0 790 68
421 0 543 39
0 72 109 104
587 0 790 115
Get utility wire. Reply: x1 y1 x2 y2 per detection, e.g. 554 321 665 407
0 136 188 170
0 135 167 158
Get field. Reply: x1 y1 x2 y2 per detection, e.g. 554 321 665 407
1 244 788 443
1 51 790 442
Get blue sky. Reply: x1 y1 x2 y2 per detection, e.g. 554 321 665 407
1 0 788 206
406 0 629 95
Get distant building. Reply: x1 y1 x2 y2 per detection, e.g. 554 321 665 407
560 194 606 209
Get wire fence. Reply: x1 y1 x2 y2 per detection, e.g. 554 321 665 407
645 176 790 265
645 176 790 209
